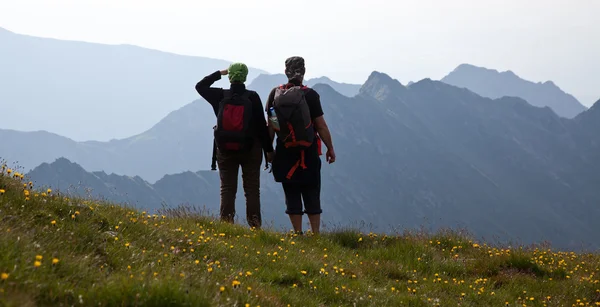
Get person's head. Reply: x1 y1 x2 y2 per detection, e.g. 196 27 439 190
228 62 248 84
285 56 306 83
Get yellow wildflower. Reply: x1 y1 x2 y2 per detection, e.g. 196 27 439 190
47 188 52 194
0 189 5 195
34 261 42 267
1 273 8 280
51 220 56 225
52 258 59 265
35 255 43 261
219 286 225 292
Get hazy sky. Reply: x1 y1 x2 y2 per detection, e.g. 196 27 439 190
1 0 598 106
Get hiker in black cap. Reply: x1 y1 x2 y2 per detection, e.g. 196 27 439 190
265 56 336 234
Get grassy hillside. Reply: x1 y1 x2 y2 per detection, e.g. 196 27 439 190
1 166 599 307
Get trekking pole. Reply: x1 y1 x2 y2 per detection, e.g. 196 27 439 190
211 140 217 171
263 150 269 171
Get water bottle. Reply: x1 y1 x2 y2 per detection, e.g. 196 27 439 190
269 107 280 131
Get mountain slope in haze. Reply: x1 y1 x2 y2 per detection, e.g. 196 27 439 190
0 72 360 181
27 158 293 227
305 76 361 97
247 74 361 102
0 27 266 141
0 99 217 182
24 74 600 250
441 64 587 118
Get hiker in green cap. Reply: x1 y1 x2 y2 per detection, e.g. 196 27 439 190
195 63 274 229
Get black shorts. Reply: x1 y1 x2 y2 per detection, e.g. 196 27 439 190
281 179 322 215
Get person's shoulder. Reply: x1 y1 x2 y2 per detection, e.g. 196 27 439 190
243 89 259 98
303 86 320 100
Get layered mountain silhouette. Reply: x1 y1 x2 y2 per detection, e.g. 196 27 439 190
0 27 266 141
23 72 600 250
441 64 588 118
0 73 360 182
247 73 361 101
0 100 217 182
27 157 291 228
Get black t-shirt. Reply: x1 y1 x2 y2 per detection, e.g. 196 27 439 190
265 83 324 184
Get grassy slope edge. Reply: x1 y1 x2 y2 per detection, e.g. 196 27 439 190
0 166 599 307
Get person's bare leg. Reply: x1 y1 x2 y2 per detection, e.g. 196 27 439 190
308 214 320 234
289 214 303 233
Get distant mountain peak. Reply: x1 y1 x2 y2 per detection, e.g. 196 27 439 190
306 76 361 97
247 73 361 100
442 64 587 118
359 71 406 100
310 76 333 82
311 83 345 99
453 63 519 78
583 98 600 117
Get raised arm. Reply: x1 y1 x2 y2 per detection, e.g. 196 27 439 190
195 70 227 115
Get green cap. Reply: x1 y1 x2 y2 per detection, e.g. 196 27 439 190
228 62 248 83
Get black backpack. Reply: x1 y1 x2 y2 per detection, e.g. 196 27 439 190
273 85 314 149
214 90 253 153
272 85 316 179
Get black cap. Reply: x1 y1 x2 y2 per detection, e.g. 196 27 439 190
285 56 306 82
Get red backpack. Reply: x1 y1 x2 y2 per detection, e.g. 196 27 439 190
214 90 253 152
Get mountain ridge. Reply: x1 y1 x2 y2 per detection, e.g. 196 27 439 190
441 63 587 118
0 27 267 141
19 70 600 250
247 73 362 101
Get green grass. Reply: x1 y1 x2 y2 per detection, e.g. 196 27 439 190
1 168 599 306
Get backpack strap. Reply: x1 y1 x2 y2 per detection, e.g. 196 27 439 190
240 90 252 99
286 151 308 180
